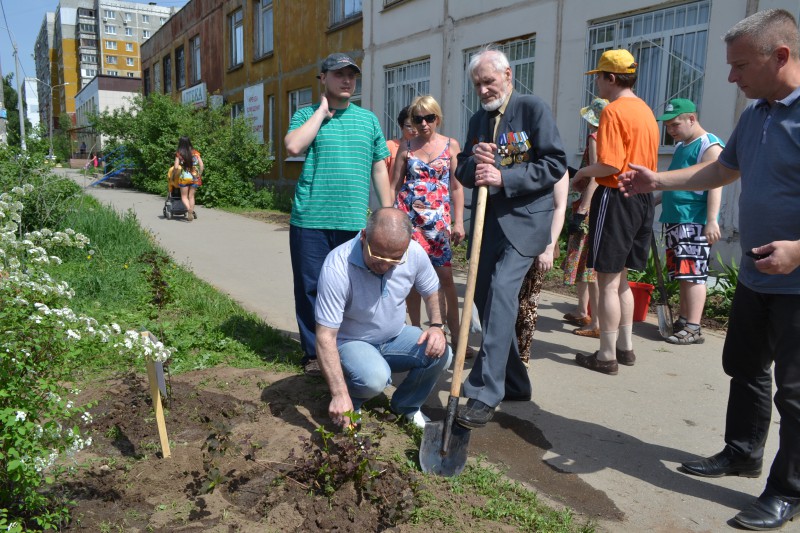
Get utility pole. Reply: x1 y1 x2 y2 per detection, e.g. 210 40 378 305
0 54 7 145
13 41 26 151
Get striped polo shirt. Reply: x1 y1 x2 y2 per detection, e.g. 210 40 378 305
289 103 390 231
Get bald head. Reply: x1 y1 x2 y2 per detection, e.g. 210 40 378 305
365 208 412 249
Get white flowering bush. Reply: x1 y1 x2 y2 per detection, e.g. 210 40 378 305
0 185 173 531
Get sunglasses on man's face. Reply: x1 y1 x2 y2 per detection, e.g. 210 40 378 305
366 240 407 265
413 113 437 125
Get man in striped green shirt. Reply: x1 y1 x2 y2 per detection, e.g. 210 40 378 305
285 52 392 375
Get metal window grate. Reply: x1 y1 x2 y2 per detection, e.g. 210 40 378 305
383 58 430 141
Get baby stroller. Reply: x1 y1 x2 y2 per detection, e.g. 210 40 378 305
163 166 194 220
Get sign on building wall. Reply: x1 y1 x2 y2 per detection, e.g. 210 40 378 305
182 82 208 109
244 83 264 144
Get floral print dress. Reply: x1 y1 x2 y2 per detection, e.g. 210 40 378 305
395 139 453 267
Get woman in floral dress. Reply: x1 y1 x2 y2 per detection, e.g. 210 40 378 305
391 95 470 355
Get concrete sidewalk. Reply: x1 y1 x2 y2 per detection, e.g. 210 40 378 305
64 168 785 533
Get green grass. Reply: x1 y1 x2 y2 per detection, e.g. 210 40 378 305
47 196 300 377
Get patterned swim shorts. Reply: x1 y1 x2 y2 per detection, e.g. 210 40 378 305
664 222 711 283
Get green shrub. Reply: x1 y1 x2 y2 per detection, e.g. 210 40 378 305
90 93 273 207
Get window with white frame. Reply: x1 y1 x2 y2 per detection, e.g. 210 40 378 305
231 101 245 120
384 58 430 141
81 54 97 64
107 55 117 64
350 78 362 108
585 0 710 145
288 87 313 119
126 57 135 67
124 12 132 22
125 27 133 36
105 40 117 49
154 61 161 91
142 14 149 23
127 72 135 78
104 10 115 19
126 43 133 52
176 46 185 89
229 9 244 67
160 17 167 25
190 35 201 84
330 0 361 26
143 30 150 38
105 25 117 34
461 36 536 140
107 70 118 76
255 0 274 57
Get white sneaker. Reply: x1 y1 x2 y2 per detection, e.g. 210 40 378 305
405 410 430 429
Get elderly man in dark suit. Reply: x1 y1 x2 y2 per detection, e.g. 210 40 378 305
455 47 567 429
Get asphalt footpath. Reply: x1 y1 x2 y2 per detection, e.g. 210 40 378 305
61 168 787 533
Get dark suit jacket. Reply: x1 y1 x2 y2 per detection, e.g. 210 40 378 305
456 91 567 257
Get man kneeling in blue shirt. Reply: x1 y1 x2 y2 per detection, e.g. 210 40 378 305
315 207 453 428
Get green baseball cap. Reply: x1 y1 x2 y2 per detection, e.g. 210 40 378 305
657 98 697 121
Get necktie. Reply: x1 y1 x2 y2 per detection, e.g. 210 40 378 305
487 110 500 142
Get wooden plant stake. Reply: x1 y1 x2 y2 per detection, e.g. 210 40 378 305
141 331 171 459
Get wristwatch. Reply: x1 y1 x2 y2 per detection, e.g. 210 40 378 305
429 323 445 329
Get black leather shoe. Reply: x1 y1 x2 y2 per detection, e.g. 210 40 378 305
680 448 762 478
456 399 495 429
503 393 531 402
734 490 800 531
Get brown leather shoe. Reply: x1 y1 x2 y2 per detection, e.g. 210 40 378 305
573 327 600 338
563 312 592 326
616 348 636 366
576 351 618 375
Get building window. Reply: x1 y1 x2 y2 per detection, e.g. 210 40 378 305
163 55 172 94
268 94 275 155
288 87 313 119
350 78 362 107
127 72 135 78
125 27 134 36
126 57 135 67
144 68 151 96
105 25 117 34
176 46 185 89
105 40 117 49
81 38 97 47
141 14 149 23
330 0 362 26
255 0 273 57
142 30 150 39
126 43 134 52
229 9 244 67
462 36 536 139
190 35 201 84
160 17 167 25
124 12 132 22
107 55 117 64
81 54 97 64
154 61 161 91
79 23 96 33
104 10 115 19
231 101 245 119
384 58 430 141
586 0 710 145
107 70 118 76
78 8 94 17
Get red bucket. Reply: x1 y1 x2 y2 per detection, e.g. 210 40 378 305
629 281 654 322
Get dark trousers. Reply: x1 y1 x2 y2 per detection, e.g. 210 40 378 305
722 282 800 498
462 212 533 407
289 225 358 361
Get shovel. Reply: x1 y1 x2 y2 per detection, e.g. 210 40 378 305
651 234 673 339
419 185 488 477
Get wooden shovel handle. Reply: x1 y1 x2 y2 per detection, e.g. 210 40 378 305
450 186 488 397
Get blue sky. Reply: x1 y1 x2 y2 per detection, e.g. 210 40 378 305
0 0 187 90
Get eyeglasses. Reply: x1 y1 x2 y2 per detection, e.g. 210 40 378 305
412 113 437 125
366 241 408 265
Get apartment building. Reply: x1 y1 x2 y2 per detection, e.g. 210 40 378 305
74 74 141 152
34 0 175 131
362 0 800 263
140 0 363 184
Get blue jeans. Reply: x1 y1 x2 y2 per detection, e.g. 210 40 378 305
338 326 453 415
289 225 358 361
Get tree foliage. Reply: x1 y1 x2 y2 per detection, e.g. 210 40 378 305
3 73 32 149
90 93 274 207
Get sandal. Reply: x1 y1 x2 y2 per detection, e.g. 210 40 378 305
573 327 600 338
666 327 705 345
563 311 592 326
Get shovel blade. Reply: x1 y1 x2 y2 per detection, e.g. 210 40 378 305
656 304 673 339
419 420 470 477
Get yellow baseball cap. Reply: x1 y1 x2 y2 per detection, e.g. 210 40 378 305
585 49 638 75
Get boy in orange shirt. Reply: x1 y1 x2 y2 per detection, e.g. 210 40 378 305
570 49 660 375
